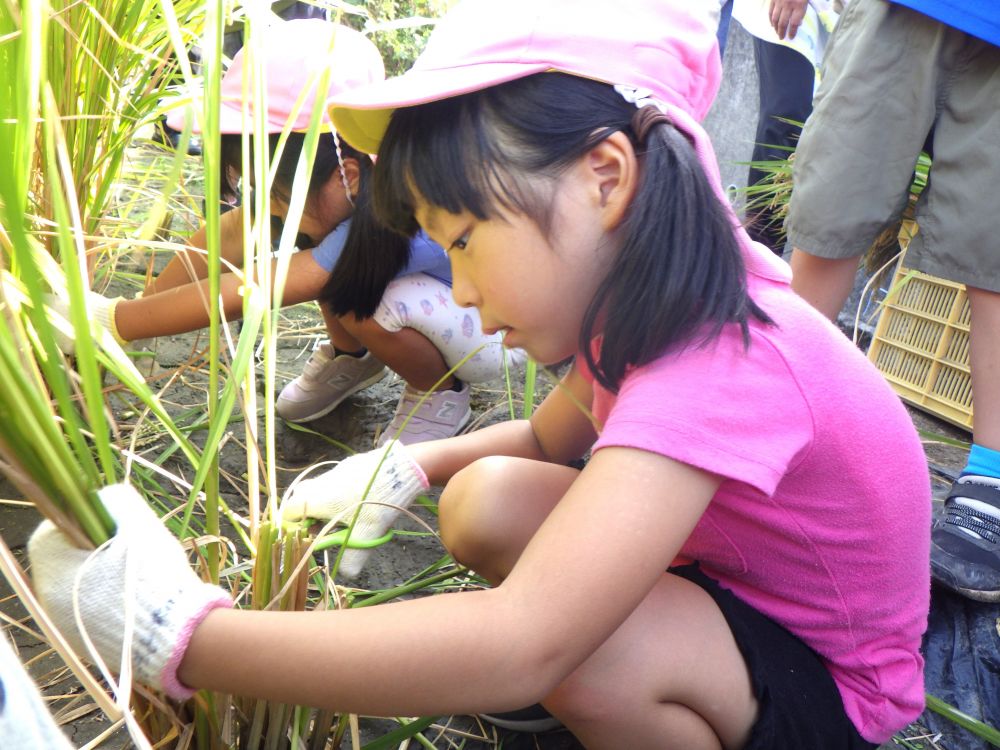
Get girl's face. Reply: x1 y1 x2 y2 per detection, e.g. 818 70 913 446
415 157 619 365
269 159 359 246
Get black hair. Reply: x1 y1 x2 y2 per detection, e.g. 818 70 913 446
373 72 771 393
219 130 345 207
318 155 413 318
220 130 411 318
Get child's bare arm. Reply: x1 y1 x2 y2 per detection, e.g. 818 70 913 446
115 248 329 340
178 447 722 716
29 450 723 720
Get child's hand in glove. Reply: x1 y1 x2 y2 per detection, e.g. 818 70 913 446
282 441 430 579
44 290 126 354
28 484 232 700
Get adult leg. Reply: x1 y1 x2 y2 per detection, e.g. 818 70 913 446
968 287 1000 452
440 458 757 750
931 287 1000 600
909 25 1000 599
786 0 939 315
788 251 861 322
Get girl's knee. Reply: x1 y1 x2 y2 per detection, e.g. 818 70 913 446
438 457 516 566
544 672 615 727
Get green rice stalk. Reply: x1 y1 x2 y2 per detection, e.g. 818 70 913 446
359 716 440 750
41 84 119 481
522 358 537 418
925 694 1000 747
199 0 225 585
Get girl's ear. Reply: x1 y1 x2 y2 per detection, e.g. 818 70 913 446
586 130 638 231
341 157 362 199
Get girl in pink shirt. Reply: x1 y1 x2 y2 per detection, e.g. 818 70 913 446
29 1 929 748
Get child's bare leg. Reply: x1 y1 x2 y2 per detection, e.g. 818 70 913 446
320 304 364 354
340 314 456 392
439 456 578 582
544 575 756 750
145 208 247 295
440 457 757 750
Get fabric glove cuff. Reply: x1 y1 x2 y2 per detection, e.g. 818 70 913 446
157 586 233 700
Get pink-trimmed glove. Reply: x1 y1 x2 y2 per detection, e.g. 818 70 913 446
282 441 429 579
27 484 232 700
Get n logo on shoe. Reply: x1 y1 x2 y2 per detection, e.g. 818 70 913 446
436 402 457 419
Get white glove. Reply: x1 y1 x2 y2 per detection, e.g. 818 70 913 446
28 485 232 700
44 290 125 354
282 441 429 578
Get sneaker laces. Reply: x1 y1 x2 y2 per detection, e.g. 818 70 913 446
945 504 1000 545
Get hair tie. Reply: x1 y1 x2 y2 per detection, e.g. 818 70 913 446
332 130 355 207
631 105 671 145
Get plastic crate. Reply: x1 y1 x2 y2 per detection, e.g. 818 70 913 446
867 265 973 431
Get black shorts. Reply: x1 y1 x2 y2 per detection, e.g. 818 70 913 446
672 564 878 750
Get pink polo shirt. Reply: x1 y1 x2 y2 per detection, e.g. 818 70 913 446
584 269 930 743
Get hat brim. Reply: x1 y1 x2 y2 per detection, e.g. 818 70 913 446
165 101 251 135
330 61 552 154
166 101 331 136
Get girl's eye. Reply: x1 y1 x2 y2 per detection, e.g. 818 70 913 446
450 233 470 252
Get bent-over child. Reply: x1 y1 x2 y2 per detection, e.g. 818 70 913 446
30 2 930 748
58 19 517 445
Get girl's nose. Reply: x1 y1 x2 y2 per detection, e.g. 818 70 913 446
449 264 480 309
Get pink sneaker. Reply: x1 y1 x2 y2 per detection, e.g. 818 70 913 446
377 381 473 446
276 343 387 422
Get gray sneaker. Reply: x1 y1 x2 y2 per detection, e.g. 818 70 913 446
377 381 472 446
276 343 387 423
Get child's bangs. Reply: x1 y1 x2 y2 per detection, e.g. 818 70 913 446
374 93 530 238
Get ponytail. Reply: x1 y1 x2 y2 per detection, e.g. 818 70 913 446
319 159 412 318
580 115 770 392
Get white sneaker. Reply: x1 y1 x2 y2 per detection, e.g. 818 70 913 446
377 381 472 446
276 343 387 423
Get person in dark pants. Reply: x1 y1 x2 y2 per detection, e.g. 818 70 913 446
717 0 834 255
746 36 814 253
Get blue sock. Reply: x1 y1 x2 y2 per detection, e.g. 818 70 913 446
962 444 1000 480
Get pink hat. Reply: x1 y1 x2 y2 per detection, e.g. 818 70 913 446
330 0 792 286
329 0 721 155
166 20 384 135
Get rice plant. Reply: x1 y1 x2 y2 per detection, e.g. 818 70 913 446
0 1 484 747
